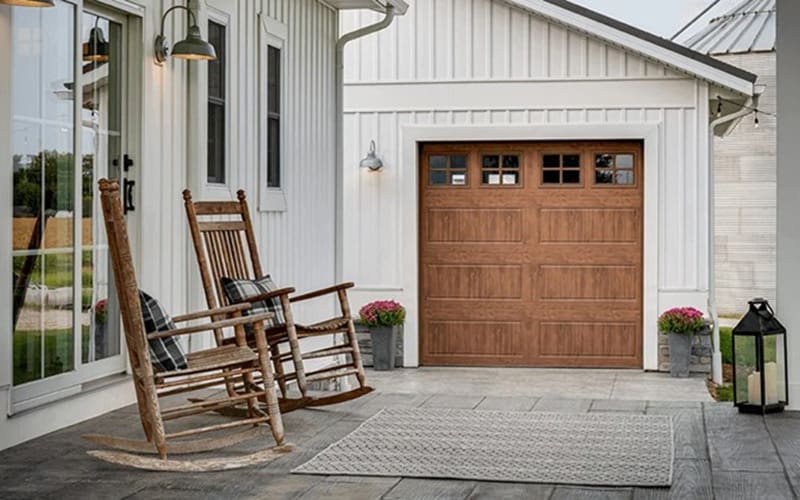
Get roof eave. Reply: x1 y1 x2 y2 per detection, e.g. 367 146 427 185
506 0 757 96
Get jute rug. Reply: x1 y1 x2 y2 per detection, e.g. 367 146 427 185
293 407 673 487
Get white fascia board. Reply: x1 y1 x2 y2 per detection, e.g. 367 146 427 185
508 0 755 96
324 0 408 15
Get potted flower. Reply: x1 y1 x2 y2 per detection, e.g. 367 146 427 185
658 306 705 378
359 300 405 371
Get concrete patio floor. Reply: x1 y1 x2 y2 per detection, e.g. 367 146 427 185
1 368 798 499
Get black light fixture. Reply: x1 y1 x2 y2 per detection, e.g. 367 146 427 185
154 5 216 64
83 18 109 62
732 298 788 414
0 0 54 6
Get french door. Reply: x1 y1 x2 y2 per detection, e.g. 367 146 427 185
9 1 136 410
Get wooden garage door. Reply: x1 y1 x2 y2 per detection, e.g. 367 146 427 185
419 141 643 368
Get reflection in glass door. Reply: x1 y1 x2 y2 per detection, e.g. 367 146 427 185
81 10 123 367
10 1 129 396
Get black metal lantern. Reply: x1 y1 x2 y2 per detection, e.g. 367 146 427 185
732 298 788 414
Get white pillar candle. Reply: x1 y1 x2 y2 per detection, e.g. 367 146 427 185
765 362 779 404
748 371 762 404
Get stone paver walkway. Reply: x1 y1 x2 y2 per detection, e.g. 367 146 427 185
0 369 797 499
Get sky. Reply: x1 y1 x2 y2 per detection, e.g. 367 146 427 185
567 0 742 40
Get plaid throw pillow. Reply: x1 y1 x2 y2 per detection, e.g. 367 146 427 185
139 290 187 372
220 275 285 329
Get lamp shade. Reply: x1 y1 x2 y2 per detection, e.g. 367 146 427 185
171 25 216 61
0 0 54 5
360 141 383 171
83 27 110 62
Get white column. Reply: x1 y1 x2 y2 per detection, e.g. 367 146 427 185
777 0 800 409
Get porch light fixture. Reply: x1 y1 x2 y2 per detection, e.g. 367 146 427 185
0 0 53 6
360 140 383 171
83 18 109 62
154 5 216 65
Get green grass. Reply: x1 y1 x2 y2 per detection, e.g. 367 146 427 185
718 326 776 367
716 384 734 402
13 327 90 385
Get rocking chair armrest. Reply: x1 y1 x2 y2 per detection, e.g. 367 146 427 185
171 303 254 323
227 287 296 306
290 282 355 303
146 312 275 340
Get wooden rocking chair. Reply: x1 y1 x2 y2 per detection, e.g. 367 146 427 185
183 189 373 412
83 179 292 471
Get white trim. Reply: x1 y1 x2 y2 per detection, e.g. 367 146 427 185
507 0 754 96
93 0 145 17
400 123 661 369
0 6 12 391
258 14 288 213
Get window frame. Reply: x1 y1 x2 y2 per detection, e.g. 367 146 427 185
591 151 639 188
206 12 230 186
538 151 585 188
478 150 524 188
4 0 138 413
258 15 287 212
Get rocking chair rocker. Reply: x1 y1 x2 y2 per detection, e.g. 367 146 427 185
83 179 292 471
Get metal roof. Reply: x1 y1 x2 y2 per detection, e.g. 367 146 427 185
538 0 757 82
685 0 776 55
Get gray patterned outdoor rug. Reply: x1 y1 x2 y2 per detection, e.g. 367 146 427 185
293 407 673 487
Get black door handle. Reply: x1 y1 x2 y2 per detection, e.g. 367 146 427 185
123 179 135 214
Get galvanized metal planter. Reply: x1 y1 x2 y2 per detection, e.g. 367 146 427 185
369 326 400 371
667 331 693 378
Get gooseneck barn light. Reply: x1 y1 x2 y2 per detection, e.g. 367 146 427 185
360 141 384 171
0 0 54 6
83 18 110 62
154 5 216 64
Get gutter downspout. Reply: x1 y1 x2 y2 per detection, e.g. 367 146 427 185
708 92 760 385
335 6 396 284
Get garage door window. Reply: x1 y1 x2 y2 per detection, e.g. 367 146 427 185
541 153 581 185
595 153 635 186
481 154 520 186
429 154 467 186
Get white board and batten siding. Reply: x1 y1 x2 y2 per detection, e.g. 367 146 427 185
341 0 714 369
0 0 338 450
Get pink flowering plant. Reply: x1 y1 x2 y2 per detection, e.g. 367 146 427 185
94 299 108 325
658 307 705 335
359 300 406 328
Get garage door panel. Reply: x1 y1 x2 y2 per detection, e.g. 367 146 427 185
424 302 533 321
426 264 523 299
538 265 638 300
536 248 640 265
425 320 525 357
539 208 639 243
427 208 524 242
538 321 639 358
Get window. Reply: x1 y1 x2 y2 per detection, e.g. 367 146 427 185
258 15 287 211
429 154 468 186
595 153 635 185
542 153 581 185
267 46 281 188
207 21 226 184
481 154 520 186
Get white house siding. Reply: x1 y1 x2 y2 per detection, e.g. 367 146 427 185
341 0 713 369
711 52 776 315
0 0 338 450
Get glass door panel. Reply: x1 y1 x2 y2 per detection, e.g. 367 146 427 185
81 11 122 364
10 2 130 399
11 1 76 386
